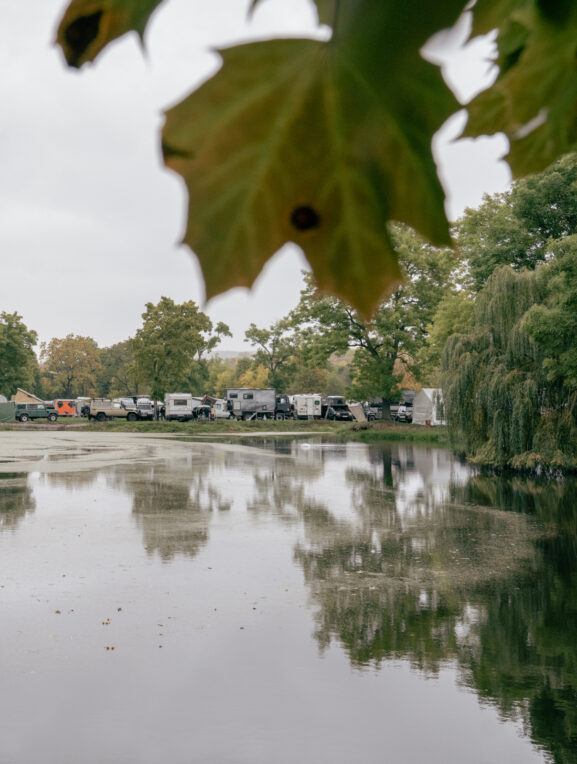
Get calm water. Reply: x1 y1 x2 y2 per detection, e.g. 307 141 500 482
1 436 576 763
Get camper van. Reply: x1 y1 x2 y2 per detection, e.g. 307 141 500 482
292 394 323 419
164 393 203 421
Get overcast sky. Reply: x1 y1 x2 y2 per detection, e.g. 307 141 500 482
0 0 511 352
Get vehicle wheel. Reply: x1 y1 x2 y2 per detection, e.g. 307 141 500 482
19 413 29 423
275 412 284 421
48 414 57 423
126 412 138 422
96 412 106 422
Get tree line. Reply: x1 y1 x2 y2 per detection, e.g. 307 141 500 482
3 153 577 468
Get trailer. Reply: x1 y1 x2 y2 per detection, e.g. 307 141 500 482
164 393 203 422
52 399 77 417
292 393 323 419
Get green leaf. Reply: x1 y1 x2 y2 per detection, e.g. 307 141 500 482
470 0 528 36
250 0 335 26
56 0 164 67
163 0 463 317
465 1 577 176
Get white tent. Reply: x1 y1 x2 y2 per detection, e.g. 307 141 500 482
412 388 445 426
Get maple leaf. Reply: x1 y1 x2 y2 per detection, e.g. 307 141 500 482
56 0 164 68
466 1 577 176
163 0 463 317
250 0 335 26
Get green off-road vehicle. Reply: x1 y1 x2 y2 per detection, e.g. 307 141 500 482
15 402 58 423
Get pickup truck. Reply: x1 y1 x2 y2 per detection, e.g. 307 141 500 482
15 402 58 423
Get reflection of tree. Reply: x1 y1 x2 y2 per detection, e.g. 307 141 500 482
294 459 577 764
0 473 35 531
109 458 231 562
45 470 99 489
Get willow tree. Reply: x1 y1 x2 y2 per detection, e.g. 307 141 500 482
442 252 577 470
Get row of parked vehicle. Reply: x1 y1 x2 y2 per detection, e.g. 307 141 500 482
31 390 360 423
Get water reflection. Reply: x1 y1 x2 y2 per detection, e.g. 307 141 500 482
0 472 35 530
3 439 576 763
200 441 577 762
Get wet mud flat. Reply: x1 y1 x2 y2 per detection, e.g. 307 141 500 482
0 432 553 763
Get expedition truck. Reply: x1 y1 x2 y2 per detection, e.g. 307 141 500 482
226 389 293 420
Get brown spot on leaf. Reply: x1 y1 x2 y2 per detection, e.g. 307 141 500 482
290 206 321 232
64 12 103 68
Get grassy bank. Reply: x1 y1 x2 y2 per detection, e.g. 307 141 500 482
65 416 450 444
0 416 449 445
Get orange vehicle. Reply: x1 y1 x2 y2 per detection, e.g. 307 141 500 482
53 399 77 417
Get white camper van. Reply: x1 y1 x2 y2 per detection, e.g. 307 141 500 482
164 393 203 421
292 394 323 419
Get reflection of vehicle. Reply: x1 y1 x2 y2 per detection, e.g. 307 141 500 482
395 404 413 423
322 396 354 421
15 403 58 423
88 399 139 422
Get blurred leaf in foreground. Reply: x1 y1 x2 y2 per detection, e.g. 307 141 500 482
163 1 462 316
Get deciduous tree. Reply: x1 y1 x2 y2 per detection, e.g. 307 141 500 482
132 297 231 399
0 312 38 398
40 334 102 398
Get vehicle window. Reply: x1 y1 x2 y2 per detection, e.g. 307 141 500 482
174 399 188 406
243 393 254 400
229 393 238 399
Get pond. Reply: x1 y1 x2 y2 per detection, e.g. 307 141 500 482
0 432 575 764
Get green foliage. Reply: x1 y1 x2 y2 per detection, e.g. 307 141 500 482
454 153 577 292
417 291 475 385
97 340 139 397
244 319 298 391
292 225 459 400
40 333 102 398
442 258 577 469
522 235 577 388
0 312 38 398
132 296 230 400
465 1 577 177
